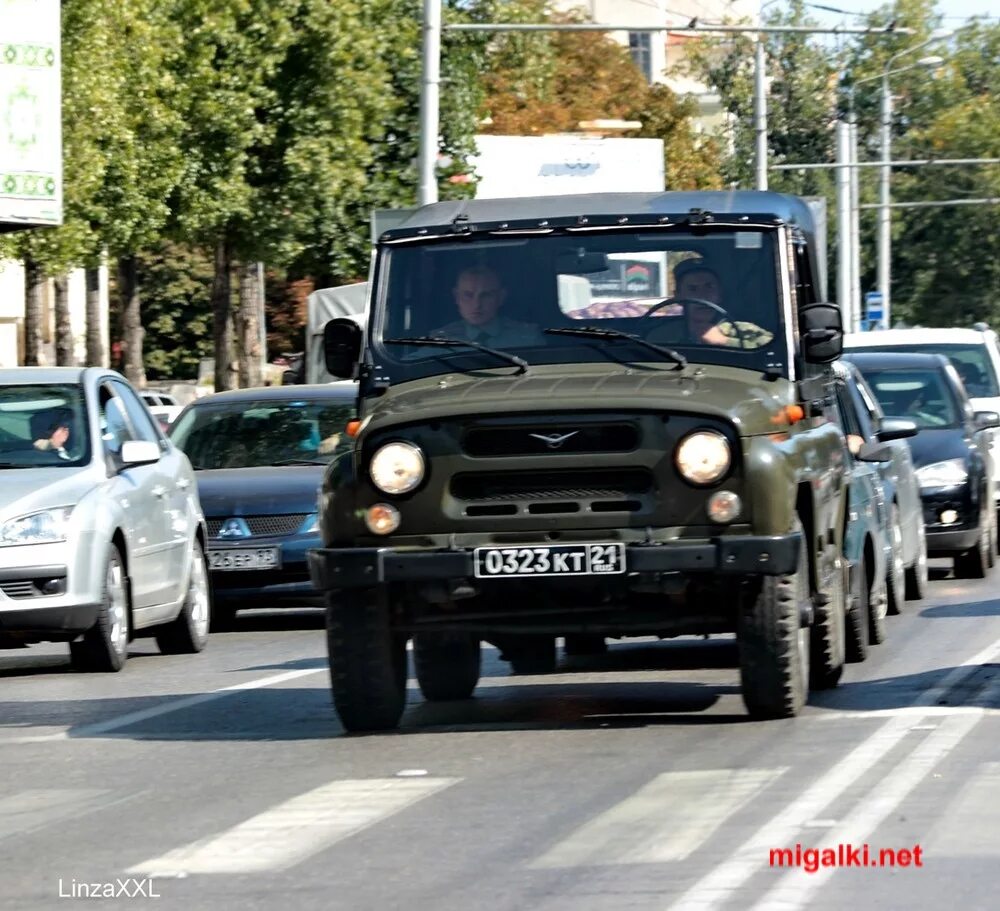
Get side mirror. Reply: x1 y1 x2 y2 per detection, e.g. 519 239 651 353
120 440 161 466
876 417 918 442
323 318 363 379
974 410 1000 430
856 441 892 463
799 302 844 364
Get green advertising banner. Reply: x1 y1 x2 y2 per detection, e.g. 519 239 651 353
0 0 62 229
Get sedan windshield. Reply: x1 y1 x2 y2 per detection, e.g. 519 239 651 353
850 343 999 398
169 400 356 469
0 384 91 467
860 369 960 429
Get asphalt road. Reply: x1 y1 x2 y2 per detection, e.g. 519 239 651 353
2 562 998 911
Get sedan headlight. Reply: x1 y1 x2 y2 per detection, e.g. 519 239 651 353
370 442 425 495
676 431 731 486
915 458 968 490
299 513 320 535
0 507 75 547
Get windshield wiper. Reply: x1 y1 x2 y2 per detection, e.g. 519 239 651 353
0 462 31 469
270 458 328 466
384 336 529 375
543 326 687 370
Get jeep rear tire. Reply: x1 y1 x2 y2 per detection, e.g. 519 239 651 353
326 587 408 732
809 552 846 690
738 522 809 719
508 636 558 675
563 634 608 657
413 632 481 701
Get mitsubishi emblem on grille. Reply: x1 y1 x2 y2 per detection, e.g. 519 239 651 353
218 517 252 539
529 431 580 450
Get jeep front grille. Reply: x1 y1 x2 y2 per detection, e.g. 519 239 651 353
462 422 639 457
451 469 652 514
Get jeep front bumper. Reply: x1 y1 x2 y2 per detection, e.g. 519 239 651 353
307 534 800 590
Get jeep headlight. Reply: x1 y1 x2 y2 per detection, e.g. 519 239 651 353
370 442 425 495
915 458 967 490
0 507 75 547
676 431 731 486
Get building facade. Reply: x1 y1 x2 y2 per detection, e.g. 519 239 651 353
0 259 110 368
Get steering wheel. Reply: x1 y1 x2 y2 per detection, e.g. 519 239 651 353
639 296 731 323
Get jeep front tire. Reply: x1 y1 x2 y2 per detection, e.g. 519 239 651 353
325 587 408 732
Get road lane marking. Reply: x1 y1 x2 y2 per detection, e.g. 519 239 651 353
0 668 324 744
532 769 786 869
753 706 990 910
0 789 115 840
666 633 1000 911
921 761 1000 858
126 777 460 875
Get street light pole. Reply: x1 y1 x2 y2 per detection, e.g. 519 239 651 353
417 0 442 207
754 38 768 190
877 71 892 328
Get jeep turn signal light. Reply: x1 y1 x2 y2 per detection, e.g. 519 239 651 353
346 420 362 437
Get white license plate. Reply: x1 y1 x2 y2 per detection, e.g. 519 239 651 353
473 543 625 579
208 547 281 572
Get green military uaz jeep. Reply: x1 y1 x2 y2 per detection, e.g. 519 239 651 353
308 191 851 732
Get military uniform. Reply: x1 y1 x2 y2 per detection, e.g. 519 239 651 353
713 320 775 350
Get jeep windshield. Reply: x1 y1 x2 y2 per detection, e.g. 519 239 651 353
370 227 787 383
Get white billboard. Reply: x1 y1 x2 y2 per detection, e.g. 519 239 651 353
0 0 62 229
471 135 665 199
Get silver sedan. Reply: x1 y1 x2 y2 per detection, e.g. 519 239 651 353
0 367 211 670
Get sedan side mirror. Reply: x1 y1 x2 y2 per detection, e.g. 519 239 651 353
856 441 892 463
973 410 1000 430
323 318 363 379
876 417 918 442
799 303 844 364
120 440 161 466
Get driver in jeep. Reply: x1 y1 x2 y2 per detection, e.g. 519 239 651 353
673 259 774 350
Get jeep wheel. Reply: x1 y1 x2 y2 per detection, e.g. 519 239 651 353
508 636 558 675
809 553 846 690
156 539 211 654
954 509 989 580
886 505 906 616
70 546 129 673
845 553 870 663
325 587 408 732
738 523 809 718
413 632 481 701
904 521 928 601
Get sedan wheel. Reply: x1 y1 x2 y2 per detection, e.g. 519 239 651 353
156 540 212 654
886 505 906 615
904 522 928 600
70 546 129 672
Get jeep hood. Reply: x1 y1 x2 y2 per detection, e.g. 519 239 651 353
361 365 798 437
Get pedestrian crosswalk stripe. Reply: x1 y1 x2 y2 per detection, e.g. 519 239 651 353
126 777 460 875
0 789 113 841
532 768 787 868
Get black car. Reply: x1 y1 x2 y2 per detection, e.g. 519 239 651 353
168 383 358 626
844 352 999 578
